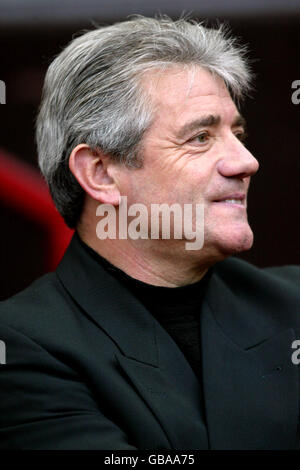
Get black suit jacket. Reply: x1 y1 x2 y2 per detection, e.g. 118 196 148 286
0 234 300 450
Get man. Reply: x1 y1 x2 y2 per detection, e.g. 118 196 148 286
0 16 299 450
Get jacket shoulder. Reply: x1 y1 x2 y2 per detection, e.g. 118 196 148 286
214 256 300 304
262 264 300 288
217 256 300 283
0 272 74 343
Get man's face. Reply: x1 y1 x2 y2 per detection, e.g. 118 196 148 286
118 66 259 263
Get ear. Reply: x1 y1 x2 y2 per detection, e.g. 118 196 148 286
69 144 121 205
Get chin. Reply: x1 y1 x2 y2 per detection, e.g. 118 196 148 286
219 230 254 256
204 224 254 259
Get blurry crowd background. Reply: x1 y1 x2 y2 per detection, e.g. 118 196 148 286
0 0 299 300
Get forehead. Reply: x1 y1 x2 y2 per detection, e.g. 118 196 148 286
142 66 238 130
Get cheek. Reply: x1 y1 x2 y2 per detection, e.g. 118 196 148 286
179 167 210 203
128 155 212 205
126 171 168 206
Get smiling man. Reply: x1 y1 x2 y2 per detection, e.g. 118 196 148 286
69 66 258 286
0 16 299 450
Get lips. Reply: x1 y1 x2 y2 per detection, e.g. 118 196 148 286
213 193 246 203
212 193 246 208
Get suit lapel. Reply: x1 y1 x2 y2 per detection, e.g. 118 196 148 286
57 234 208 449
115 327 209 450
201 270 299 449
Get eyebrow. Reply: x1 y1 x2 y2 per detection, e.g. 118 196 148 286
176 114 247 140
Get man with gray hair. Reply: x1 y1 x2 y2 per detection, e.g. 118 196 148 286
0 15 299 450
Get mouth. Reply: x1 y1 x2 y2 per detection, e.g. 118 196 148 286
212 193 246 208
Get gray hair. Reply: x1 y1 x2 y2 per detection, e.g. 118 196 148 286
36 15 252 228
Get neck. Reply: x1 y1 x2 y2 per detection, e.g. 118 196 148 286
77 227 214 287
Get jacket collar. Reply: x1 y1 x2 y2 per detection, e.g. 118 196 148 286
56 233 159 367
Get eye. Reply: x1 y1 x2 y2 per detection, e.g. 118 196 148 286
192 132 209 144
235 130 248 143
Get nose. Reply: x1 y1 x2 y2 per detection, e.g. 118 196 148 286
217 139 259 180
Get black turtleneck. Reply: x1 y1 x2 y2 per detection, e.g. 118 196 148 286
76 233 212 382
